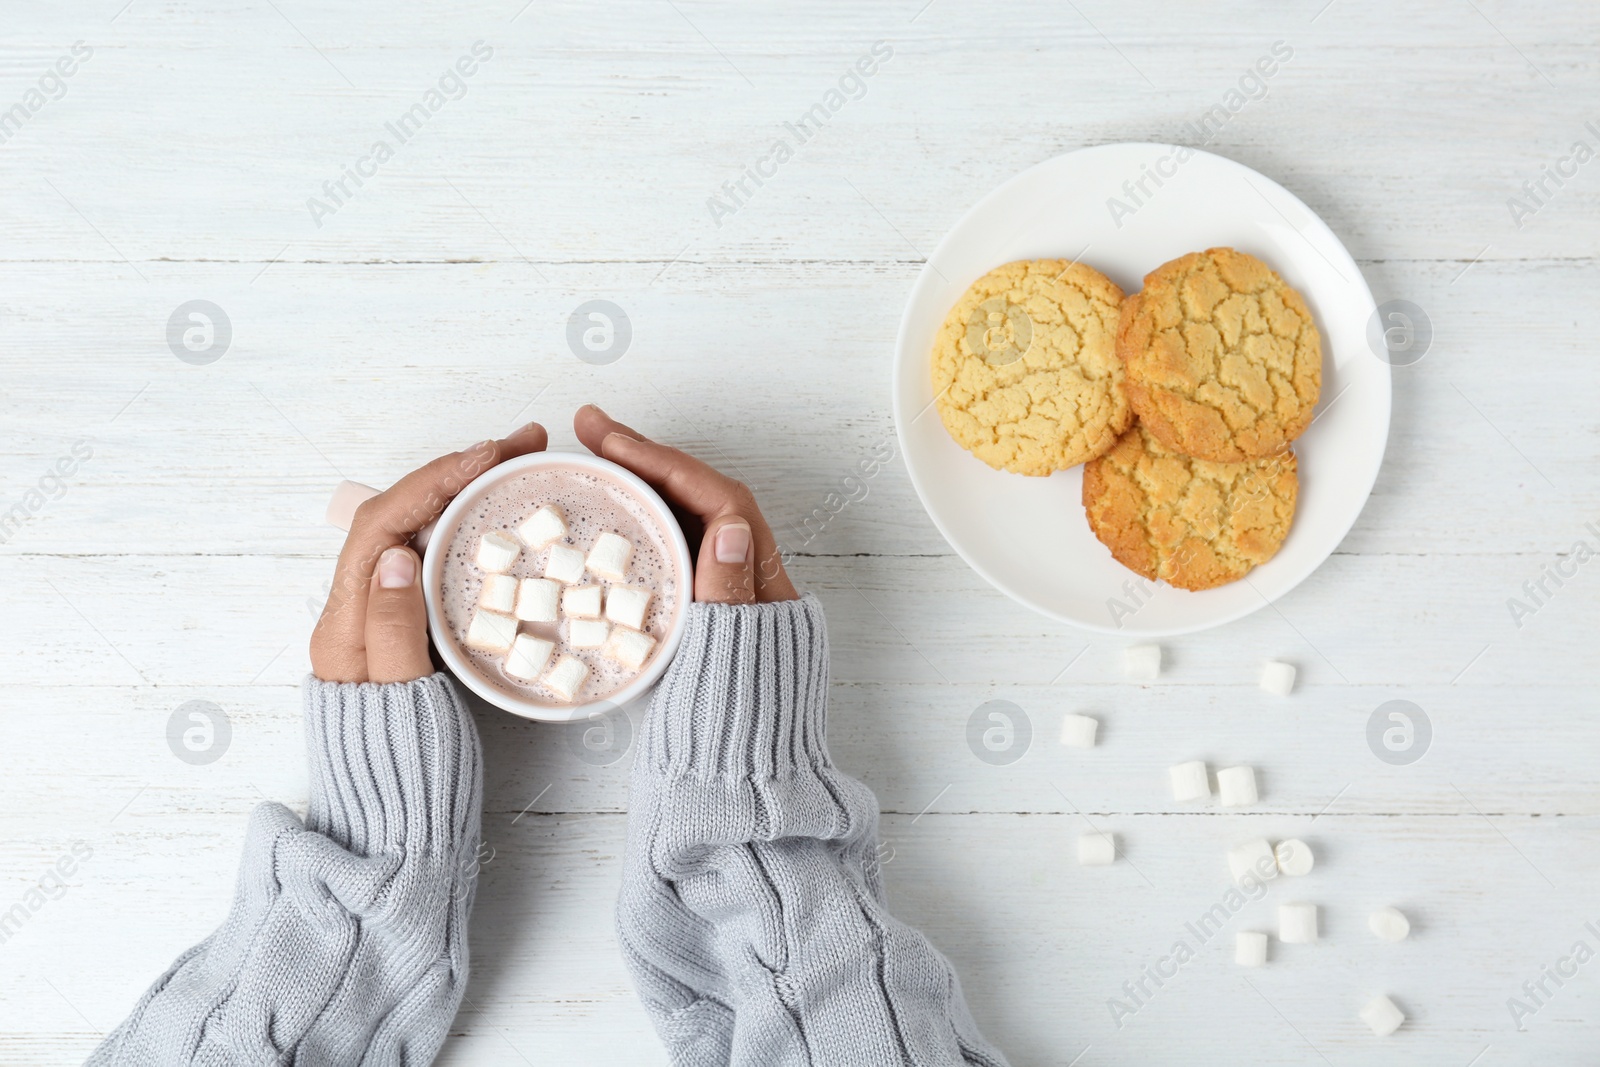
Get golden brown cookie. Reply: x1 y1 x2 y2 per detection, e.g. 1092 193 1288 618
932 259 1131 476
1082 422 1298 591
1118 248 1321 463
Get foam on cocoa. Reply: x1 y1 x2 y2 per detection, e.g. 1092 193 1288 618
440 465 680 705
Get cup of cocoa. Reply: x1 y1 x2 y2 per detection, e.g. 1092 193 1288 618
419 451 693 722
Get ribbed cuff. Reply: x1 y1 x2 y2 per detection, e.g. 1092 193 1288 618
300 673 483 858
641 593 832 782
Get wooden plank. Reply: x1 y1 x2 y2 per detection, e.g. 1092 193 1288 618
5 813 1595 1064
2 547 1592 688
7 670 1599 828
0 258 1595 563
0 4 1596 263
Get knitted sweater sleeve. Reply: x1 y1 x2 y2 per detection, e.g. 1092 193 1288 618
87 673 482 1067
615 594 1010 1067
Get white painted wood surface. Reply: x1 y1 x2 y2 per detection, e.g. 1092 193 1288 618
2 2 1598 1064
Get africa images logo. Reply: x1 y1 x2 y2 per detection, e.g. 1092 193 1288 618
305 42 494 228
705 41 894 227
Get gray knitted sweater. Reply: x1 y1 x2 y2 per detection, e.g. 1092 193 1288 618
90 595 1007 1067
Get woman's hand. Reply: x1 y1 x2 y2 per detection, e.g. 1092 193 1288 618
310 423 549 683
574 405 798 605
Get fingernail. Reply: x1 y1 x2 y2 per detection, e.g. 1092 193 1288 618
377 547 415 588
602 431 636 451
714 521 751 564
507 420 540 435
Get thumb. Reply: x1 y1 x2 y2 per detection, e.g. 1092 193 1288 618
365 546 435 683
697 516 756 605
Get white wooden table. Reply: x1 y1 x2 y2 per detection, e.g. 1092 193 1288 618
3 2 1597 1063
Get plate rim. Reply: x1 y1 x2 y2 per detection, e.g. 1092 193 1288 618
890 142 1391 637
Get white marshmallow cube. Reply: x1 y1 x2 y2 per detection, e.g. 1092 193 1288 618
586 532 632 582
567 618 610 649
1169 760 1210 802
1278 902 1318 944
475 530 520 573
1077 832 1116 866
1360 994 1405 1036
604 627 656 671
1274 839 1315 877
562 585 603 619
1218 765 1259 808
1260 660 1296 696
1058 713 1098 749
544 545 586 584
542 654 588 702
516 505 567 549
514 578 560 623
479 573 517 614
1228 838 1280 886
504 634 554 681
1123 644 1162 681
464 610 518 653
605 586 652 631
1235 931 1268 967
1369 907 1410 943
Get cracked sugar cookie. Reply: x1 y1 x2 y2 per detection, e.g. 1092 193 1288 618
1118 248 1321 463
1082 422 1298 591
932 259 1131 476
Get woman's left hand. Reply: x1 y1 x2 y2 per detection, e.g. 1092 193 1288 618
310 423 548 683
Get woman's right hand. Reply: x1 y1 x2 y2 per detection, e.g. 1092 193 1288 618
310 424 549 683
574 405 799 605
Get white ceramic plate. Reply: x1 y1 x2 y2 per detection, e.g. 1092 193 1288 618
892 144 1390 636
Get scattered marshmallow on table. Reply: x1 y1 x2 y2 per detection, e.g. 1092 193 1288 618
1260 660 1296 696
515 578 560 624
475 530 520 573
567 618 610 649
1235 931 1268 967
516 505 567 549
604 627 656 671
1217 765 1259 807
1274 839 1315 877
1278 902 1318 944
542 654 589 702
605 586 652 631
1123 644 1162 681
465 610 518 653
1059 713 1098 748
1228 838 1279 886
562 584 602 619
1360 994 1405 1036
1169 760 1210 802
504 634 554 681
586 532 632 582
1369 907 1411 942
544 545 586 584
479 574 517 614
1078 832 1116 866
